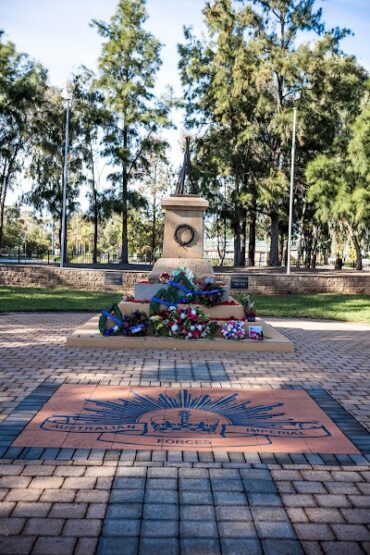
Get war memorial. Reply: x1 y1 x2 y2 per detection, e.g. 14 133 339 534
5 141 362 461
0 137 368 555
1 0 370 550
68 139 293 353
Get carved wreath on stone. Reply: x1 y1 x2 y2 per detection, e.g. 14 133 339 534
174 224 196 247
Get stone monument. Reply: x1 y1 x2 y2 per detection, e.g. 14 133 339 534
66 138 294 351
120 137 243 317
66 139 295 352
148 137 214 282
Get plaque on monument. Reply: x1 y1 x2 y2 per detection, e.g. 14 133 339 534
105 272 123 286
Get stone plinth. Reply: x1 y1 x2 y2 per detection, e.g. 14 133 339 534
66 316 294 353
161 195 209 259
148 193 213 283
149 258 214 283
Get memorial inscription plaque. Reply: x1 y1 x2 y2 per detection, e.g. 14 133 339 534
230 276 249 289
104 272 123 286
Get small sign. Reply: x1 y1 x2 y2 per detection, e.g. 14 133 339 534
249 325 263 341
105 272 123 286
230 276 249 289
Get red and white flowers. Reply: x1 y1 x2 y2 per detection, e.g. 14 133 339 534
150 306 218 339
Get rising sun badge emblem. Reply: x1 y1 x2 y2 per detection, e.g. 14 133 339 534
40 389 331 449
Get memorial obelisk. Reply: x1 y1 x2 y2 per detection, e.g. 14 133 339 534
148 137 214 282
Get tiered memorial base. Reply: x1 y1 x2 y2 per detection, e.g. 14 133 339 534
118 298 243 319
66 314 294 353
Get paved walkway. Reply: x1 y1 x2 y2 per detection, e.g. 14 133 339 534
0 313 369 554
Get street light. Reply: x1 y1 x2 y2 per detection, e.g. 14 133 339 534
60 92 71 268
287 107 297 275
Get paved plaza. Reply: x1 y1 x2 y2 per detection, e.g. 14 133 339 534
0 313 369 554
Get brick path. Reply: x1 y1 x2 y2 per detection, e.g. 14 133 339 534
0 313 369 554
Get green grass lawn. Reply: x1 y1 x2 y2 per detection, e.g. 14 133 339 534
0 287 122 313
235 293 370 324
0 286 369 324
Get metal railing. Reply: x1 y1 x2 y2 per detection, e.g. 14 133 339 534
1 248 369 270
0 248 153 266
0 248 59 264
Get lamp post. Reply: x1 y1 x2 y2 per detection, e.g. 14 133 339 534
60 95 71 268
287 107 297 275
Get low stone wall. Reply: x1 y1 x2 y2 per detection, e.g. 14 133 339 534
0 264 369 294
237 273 370 295
0 264 147 292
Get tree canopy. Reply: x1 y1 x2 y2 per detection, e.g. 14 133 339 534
1 0 369 269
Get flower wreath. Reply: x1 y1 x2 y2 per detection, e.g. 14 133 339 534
99 304 123 336
150 268 224 314
121 310 149 336
99 305 149 337
221 320 246 340
150 306 218 340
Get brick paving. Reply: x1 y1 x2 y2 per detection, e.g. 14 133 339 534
0 313 369 554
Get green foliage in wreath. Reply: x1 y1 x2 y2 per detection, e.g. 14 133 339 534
121 310 149 336
150 269 195 315
99 305 149 336
98 303 123 336
197 282 224 307
150 268 226 314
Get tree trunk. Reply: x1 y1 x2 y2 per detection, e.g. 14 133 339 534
233 231 241 267
151 196 156 263
296 201 306 268
0 171 5 248
311 225 319 269
233 176 241 267
0 200 5 249
248 208 256 267
222 218 227 266
350 227 363 270
121 127 129 265
58 211 63 253
279 229 284 266
240 213 247 267
269 213 279 266
0 158 13 249
217 216 227 266
0 203 5 249
90 143 98 265
0 147 19 249
93 212 98 264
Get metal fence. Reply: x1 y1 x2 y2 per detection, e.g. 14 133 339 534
1 248 369 270
0 248 58 265
0 248 152 266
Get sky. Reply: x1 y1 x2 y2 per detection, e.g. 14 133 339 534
1 0 370 203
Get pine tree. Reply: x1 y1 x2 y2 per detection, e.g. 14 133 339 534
26 87 83 252
307 85 370 270
0 32 47 248
179 0 366 268
92 0 169 265
72 68 111 264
